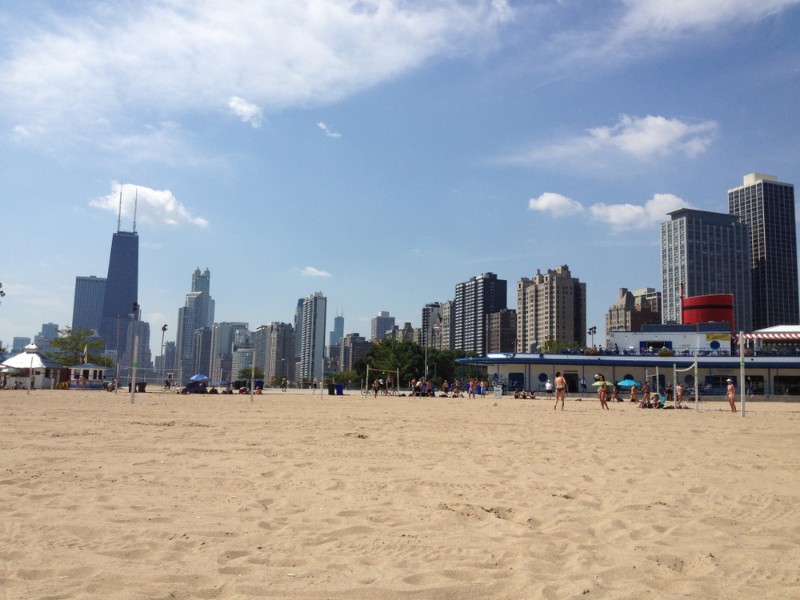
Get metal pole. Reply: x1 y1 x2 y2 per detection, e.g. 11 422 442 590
694 360 699 411
130 334 139 404
740 331 745 417
250 347 255 402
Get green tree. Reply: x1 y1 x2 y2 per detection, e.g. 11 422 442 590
47 327 105 366
238 366 264 381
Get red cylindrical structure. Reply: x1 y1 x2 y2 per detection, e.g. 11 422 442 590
681 294 735 332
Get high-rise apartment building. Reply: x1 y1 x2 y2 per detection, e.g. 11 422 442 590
517 265 586 352
371 311 395 341
99 229 139 358
255 322 295 385
439 300 454 350
606 288 662 339
728 173 798 329
339 333 371 372
421 303 442 348
209 321 248 383
486 309 516 353
72 276 106 334
454 273 507 355
191 327 212 377
661 208 752 331
300 292 327 382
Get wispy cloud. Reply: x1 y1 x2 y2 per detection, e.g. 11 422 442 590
229 96 263 128
317 121 341 138
299 266 332 278
0 1 513 153
543 0 800 71
89 182 209 228
528 190 690 231
506 114 717 168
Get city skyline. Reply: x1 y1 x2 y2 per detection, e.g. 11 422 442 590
1 2 799 353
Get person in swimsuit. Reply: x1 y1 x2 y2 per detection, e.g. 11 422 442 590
726 378 737 413
554 371 567 411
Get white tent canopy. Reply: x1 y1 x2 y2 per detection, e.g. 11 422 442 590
1 343 61 370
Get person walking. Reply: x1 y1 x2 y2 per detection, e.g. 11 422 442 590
554 371 567 410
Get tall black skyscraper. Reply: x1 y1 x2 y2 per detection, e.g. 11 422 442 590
99 211 139 358
729 173 799 329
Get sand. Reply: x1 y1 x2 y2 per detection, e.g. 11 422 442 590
0 389 798 600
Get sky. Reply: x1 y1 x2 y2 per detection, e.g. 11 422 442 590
1 0 799 356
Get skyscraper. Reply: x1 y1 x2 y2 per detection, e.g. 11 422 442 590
255 322 295 385
209 321 249 383
728 173 799 329
454 273 507 354
371 311 395 341
98 230 139 358
300 291 327 382
329 312 344 350
72 275 106 333
517 265 586 352
175 268 215 380
661 208 752 331
421 303 442 348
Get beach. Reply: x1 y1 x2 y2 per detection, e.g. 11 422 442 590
1 389 798 599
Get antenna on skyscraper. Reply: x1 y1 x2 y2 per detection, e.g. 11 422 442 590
117 184 123 233
133 188 138 233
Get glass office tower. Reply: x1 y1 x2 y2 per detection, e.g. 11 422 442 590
728 173 798 330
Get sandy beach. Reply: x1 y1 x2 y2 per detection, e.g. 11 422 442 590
1 389 798 599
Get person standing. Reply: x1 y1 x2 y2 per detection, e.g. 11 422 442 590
676 382 684 408
554 371 567 410
597 375 609 409
726 378 737 413
630 384 638 403
545 378 553 400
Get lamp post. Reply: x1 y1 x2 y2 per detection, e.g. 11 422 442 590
160 324 168 389
588 326 597 348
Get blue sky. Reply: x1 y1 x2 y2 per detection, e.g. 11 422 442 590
1 0 799 356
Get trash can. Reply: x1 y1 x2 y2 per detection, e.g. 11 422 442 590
328 383 335 395
335 384 344 395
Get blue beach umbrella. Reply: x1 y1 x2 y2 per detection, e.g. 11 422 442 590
617 379 640 387
189 374 210 382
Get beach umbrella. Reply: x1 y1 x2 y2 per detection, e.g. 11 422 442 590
617 379 640 387
189 374 209 382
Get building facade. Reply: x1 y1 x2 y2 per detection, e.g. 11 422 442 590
99 230 139 358
72 275 106 334
339 333 371 372
255 322 295 385
300 292 327 382
517 265 586 352
486 309 516 353
728 173 799 329
661 208 752 332
455 273 507 355
371 311 395 342
209 321 249 383
605 287 662 342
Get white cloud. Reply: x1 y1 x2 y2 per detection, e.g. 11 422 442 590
229 96 263 128
543 0 800 70
0 1 513 151
528 192 585 216
89 182 209 228
528 190 691 231
300 266 332 278
590 193 690 230
317 121 341 138
507 114 717 167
